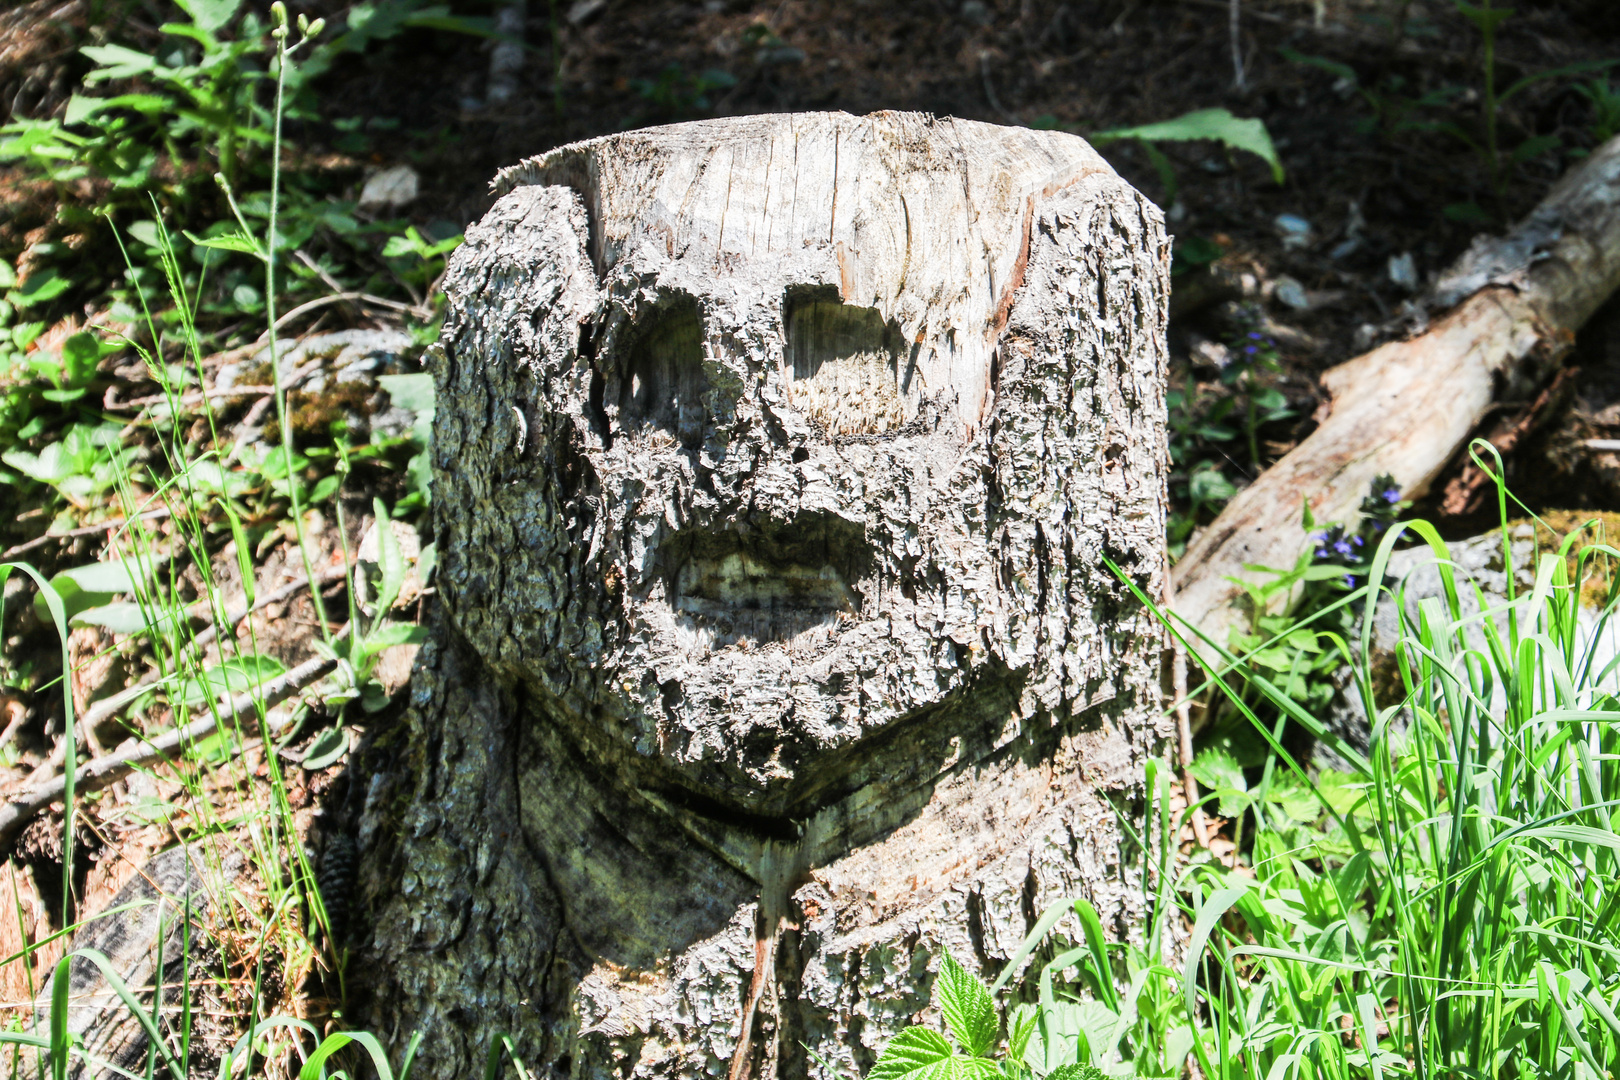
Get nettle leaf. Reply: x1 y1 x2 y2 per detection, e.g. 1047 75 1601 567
1045 1065 1107 1080
935 951 997 1058
868 1028 954 1080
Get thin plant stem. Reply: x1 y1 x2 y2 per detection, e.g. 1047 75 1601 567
263 20 333 649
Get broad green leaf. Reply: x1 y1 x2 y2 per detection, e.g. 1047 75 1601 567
1190 747 1246 796
219 497 256 606
173 0 242 33
71 601 178 637
59 331 106 388
373 499 406 614
935 951 997 1057
9 267 74 308
1007 1003 1037 1062
182 229 262 257
1183 884 1249 1015
35 555 155 623
1092 108 1285 184
79 43 159 80
360 621 429 658
1027 1000 1116 1072
301 725 349 771
868 1027 954 1080
176 654 285 708
378 372 435 414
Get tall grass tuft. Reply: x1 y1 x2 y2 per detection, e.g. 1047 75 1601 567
1089 451 1620 1078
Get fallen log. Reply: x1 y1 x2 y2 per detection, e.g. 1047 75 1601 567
1172 135 1620 648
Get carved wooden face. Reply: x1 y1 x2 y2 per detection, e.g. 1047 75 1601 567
583 278 1001 799
431 116 1166 813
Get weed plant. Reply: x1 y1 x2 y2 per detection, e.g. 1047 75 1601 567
865 458 1620 1079
0 6 437 1076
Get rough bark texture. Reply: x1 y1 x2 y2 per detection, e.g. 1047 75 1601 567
355 112 1171 1080
1172 135 1620 650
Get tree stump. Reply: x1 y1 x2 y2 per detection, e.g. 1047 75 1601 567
356 112 1172 1080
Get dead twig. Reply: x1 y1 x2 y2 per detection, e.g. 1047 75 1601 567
71 561 350 740
0 648 340 855
1 509 173 561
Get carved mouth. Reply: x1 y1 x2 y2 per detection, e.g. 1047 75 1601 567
676 552 857 614
658 519 868 646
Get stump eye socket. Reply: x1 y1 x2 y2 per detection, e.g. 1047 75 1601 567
784 298 914 435
618 303 708 448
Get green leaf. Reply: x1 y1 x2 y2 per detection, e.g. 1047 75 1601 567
1190 747 1251 816
1277 47 1358 85
1091 108 1285 184
935 951 997 1057
176 654 285 708
360 621 428 658
1045 1065 1107 1080
868 1028 954 1080
378 372 435 414
35 555 155 624
1509 134 1560 166
79 43 159 80
71 601 178 637
1183 884 1249 1015
59 331 108 388
173 0 242 33
301 725 349 771
182 229 262 257
1007 1003 1037 1062
9 268 74 308
1501 57 1620 103
373 499 406 614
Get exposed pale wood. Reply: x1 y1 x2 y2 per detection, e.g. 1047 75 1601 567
1173 136 1620 649
356 112 1172 1080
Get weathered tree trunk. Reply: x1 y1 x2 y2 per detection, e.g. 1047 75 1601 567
354 112 1171 1080
1172 135 1620 649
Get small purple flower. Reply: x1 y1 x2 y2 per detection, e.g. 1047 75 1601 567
1352 535 1363 546
1315 548 1329 560
1245 344 1259 355
1333 539 1353 556
1248 331 1263 340
1343 575 1357 588
1383 488 1400 503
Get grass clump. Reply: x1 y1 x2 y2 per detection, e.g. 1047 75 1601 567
867 473 1620 1078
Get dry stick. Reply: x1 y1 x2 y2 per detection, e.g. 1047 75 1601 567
0 650 338 854
1229 0 1246 92
1 509 173 561
1172 135 1620 651
70 562 351 739
107 385 278 412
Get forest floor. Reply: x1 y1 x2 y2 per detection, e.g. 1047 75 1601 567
0 0 1617 1069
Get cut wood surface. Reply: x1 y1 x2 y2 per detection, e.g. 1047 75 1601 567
357 111 1172 1080
1172 135 1620 649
